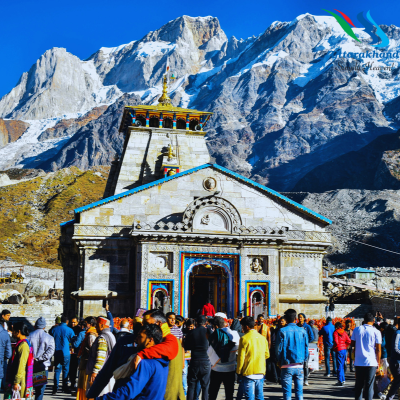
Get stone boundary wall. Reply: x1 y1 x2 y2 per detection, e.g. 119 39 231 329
370 297 400 318
3 303 63 330
334 303 372 318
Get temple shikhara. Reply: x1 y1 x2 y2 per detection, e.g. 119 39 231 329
59 74 333 319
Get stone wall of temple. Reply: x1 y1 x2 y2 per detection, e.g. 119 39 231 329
79 168 326 231
114 128 210 194
62 165 330 319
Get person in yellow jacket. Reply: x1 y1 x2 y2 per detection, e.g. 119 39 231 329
236 316 270 400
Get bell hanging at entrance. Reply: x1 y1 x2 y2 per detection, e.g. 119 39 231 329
205 264 212 269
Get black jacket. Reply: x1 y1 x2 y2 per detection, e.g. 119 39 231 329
184 326 209 361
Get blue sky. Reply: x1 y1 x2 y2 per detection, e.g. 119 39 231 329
0 0 398 99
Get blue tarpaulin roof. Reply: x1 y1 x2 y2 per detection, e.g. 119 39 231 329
332 267 375 276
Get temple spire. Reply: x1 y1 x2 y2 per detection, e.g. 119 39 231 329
158 75 172 106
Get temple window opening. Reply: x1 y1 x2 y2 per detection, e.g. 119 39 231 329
176 118 186 130
136 115 146 127
189 119 199 131
163 117 173 129
149 116 159 128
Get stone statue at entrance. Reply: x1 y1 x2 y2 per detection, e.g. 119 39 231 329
251 258 263 273
154 291 164 310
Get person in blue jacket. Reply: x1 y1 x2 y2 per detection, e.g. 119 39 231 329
319 317 337 376
297 313 314 386
95 324 168 400
50 315 76 394
276 309 309 400
0 323 12 389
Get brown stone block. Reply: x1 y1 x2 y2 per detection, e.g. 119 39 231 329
145 203 160 215
100 208 114 216
121 215 135 225
95 216 110 225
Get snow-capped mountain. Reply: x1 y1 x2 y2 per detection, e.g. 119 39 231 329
1 14 400 190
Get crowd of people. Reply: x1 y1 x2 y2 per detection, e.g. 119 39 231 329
0 304 398 400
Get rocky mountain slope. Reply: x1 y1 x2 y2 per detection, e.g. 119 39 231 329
284 189 400 270
0 48 122 120
0 14 400 190
294 130 400 192
0 119 30 147
0 167 109 268
37 94 140 171
37 106 107 141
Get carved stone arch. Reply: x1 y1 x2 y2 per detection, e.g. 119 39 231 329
182 196 242 233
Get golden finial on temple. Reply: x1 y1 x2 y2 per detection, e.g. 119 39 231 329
158 75 172 106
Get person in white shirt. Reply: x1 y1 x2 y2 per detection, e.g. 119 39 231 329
351 312 382 400
207 315 240 400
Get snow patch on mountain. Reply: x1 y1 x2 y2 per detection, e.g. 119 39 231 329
98 42 134 55
0 112 86 170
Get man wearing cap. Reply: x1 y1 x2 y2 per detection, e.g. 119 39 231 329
319 317 337 377
86 316 116 396
50 315 76 394
29 317 55 400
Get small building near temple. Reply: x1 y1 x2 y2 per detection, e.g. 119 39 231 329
59 77 333 319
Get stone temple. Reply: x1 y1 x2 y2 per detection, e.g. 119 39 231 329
59 77 332 319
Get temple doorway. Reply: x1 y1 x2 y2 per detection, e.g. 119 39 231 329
189 264 227 317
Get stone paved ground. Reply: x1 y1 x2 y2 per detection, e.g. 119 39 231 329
43 368 356 400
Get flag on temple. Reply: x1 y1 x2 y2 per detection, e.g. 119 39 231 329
166 57 170 72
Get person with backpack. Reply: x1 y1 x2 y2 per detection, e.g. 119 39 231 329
28 317 55 400
207 316 239 400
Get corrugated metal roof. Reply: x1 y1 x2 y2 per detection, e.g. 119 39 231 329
70 163 332 225
332 267 375 276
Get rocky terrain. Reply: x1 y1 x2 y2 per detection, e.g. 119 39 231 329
0 166 109 267
0 14 399 190
0 119 30 147
284 189 400 270
37 94 140 171
294 130 400 192
37 105 107 141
